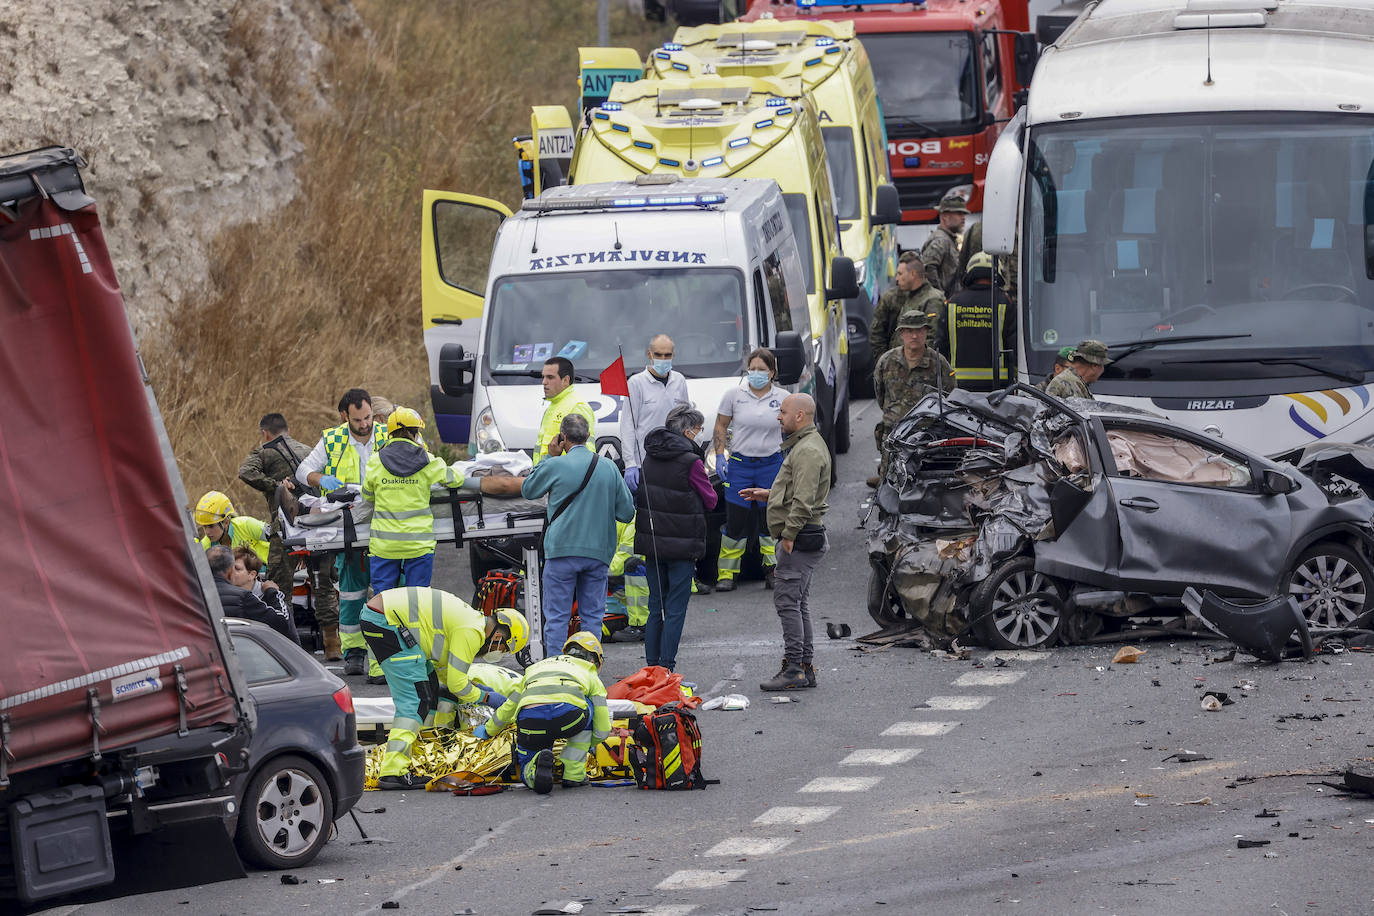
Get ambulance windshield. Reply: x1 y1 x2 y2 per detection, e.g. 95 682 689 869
484 267 748 381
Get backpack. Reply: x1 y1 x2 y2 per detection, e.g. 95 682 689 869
628 702 718 790
472 570 521 617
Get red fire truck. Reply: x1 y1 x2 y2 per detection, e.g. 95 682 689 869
745 0 1037 249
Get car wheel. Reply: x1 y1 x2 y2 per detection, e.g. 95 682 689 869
236 754 334 869
1287 542 1374 628
866 562 910 629
971 556 1066 649
835 396 851 455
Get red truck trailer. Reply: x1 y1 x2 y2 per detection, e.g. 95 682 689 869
0 147 253 906
745 0 1037 249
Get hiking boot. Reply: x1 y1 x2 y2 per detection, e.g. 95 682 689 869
619 626 645 642
532 749 555 795
760 662 807 691
322 625 343 661
715 577 736 593
561 778 590 789
694 579 713 595
866 475 880 488
343 651 366 676
375 773 426 791
803 662 817 688
366 674 388 686
764 569 775 590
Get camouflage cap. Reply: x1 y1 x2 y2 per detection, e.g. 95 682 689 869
937 193 970 214
895 308 934 331
1056 345 1076 361
1072 339 1112 365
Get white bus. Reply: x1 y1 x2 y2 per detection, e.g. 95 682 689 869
983 0 1374 456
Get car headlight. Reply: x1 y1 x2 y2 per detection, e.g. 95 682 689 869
474 406 505 454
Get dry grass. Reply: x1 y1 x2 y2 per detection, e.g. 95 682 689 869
147 0 669 515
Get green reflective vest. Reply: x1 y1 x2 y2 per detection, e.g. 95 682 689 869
321 423 388 485
534 388 596 465
491 654 611 739
379 587 487 704
361 447 464 559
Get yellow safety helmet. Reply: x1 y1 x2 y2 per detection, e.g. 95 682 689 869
563 631 604 668
194 491 235 527
492 608 529 654
386 406 426 436
964 251 995 283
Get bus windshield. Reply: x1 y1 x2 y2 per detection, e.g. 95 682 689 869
484 268 747 382
1024 113 1374 387
861 32 979 131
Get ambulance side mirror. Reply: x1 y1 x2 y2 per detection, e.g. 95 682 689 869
872 184 901 226
439 343 475 397
826 256 860 301
773 331 806 386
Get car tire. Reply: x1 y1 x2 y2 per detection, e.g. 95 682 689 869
835 396 851 455
236 754 335 870
1287 541 1374 628
970 556 1066 649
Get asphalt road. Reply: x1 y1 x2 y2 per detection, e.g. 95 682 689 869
45 399 1374 916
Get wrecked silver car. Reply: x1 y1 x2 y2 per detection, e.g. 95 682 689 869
866 386 1374 649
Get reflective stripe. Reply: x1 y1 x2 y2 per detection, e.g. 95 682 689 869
436 699 457 714
371 528 435 540
392 716 424 734
406 587 422 624
339 589 366 599
432 600 445 630
431 633 447 666
374 507 434 520
447 652 470 674
522 683 588 701
385 738 412 753
339 623 362 634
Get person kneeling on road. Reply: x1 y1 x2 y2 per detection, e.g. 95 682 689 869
475 632 611 795
361 587 529 790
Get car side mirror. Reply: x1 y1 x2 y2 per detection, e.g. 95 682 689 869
438 343 475 398
1261 468 1299 496
773 330 806 386
871 184 901 226
826 256 860 301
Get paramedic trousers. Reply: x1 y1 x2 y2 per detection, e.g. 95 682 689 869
369 552 435 594
542 556 608 657
339 551 381 676
773 535 828 666
515 702 593 786
360 607 455 777
717 453 782 582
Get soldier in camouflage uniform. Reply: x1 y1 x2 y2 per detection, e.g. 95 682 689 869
1044 339 1112 401
1036 345 1077 391
869 310 957 486
868 250 948 360
238 413 312 595
921 193 969 296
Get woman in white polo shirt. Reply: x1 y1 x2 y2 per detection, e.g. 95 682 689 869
711 348 788 591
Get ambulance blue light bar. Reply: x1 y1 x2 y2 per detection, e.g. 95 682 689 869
663 42 684 51
765 97 788 107
701 156 725 167
602 101 623 111
522 193 727 213
728 137 750 148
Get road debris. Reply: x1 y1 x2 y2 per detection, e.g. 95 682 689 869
1236 838 1271 848
1175 796 1212 806
702 694 750 711
1112 646 1145 664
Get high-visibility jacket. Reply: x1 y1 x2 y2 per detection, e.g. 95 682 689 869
321 423 388 485
377 587 487 704
534 387 595 465
609 517 637 577
360 440 466 559
199 517 271 565
491 654 611 742
945 288 1012 386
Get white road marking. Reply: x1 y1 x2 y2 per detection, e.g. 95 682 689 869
921 695 993 710
953 670 1026 687
705 837 793 857
882 721 960 737
799 776 883 793
657 869 748 890
985 650 1051 662
839 748 923 766
645 907 698 916
754 805 841 825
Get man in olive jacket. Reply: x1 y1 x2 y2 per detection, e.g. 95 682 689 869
238 412 311 594
739 393 831 691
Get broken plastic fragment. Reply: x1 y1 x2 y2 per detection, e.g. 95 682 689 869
1113 646 1145 664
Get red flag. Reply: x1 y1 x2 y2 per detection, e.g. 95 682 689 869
600 355 630 396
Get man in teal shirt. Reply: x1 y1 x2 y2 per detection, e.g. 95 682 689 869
522 413 635 657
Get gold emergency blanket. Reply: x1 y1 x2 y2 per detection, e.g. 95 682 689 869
363 727 630 790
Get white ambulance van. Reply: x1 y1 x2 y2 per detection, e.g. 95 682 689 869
423 175 855 463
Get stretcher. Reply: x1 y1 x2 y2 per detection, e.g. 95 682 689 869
280 484 554 660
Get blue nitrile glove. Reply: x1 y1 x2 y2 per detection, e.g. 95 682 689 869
623 466 641 492
319 474 343 492
472 722 490 740
624 557 646 577
481 688 508 709
715 454 728 484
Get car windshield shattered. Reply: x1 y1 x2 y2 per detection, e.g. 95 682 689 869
866 388 1374 651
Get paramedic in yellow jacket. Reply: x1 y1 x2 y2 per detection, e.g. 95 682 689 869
361 587 529 790
606 516 649 641
535 357 595 465
475 632 611 794
361 406 478 596
194 491 270 565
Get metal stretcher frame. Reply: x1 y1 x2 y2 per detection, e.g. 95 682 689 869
281 490 551 662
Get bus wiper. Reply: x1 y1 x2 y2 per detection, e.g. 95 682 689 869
886 114 940 137
490 368 540 377
1108 333 1253 364
1167 355 1363 386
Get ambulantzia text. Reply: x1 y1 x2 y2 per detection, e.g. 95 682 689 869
529 249 708 270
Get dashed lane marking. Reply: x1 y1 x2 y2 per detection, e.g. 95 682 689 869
754 805 841 825
882 721 960 737
839 748 923 766
705 837 794 857
645 907 698 916
799 776 883 793
952 670 1025 687
657 869 748 890
921 695 992 710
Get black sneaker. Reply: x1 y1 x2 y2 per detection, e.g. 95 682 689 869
802 662 817 688
715 578 736 592
366 674 388 686
375 773 426 791
533 749 555 795
760 662 807 691
343 652 366 676
618 626 645 642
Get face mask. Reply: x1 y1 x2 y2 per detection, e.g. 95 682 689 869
651 358 672 375
479 650 505 664
747 370 771 389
